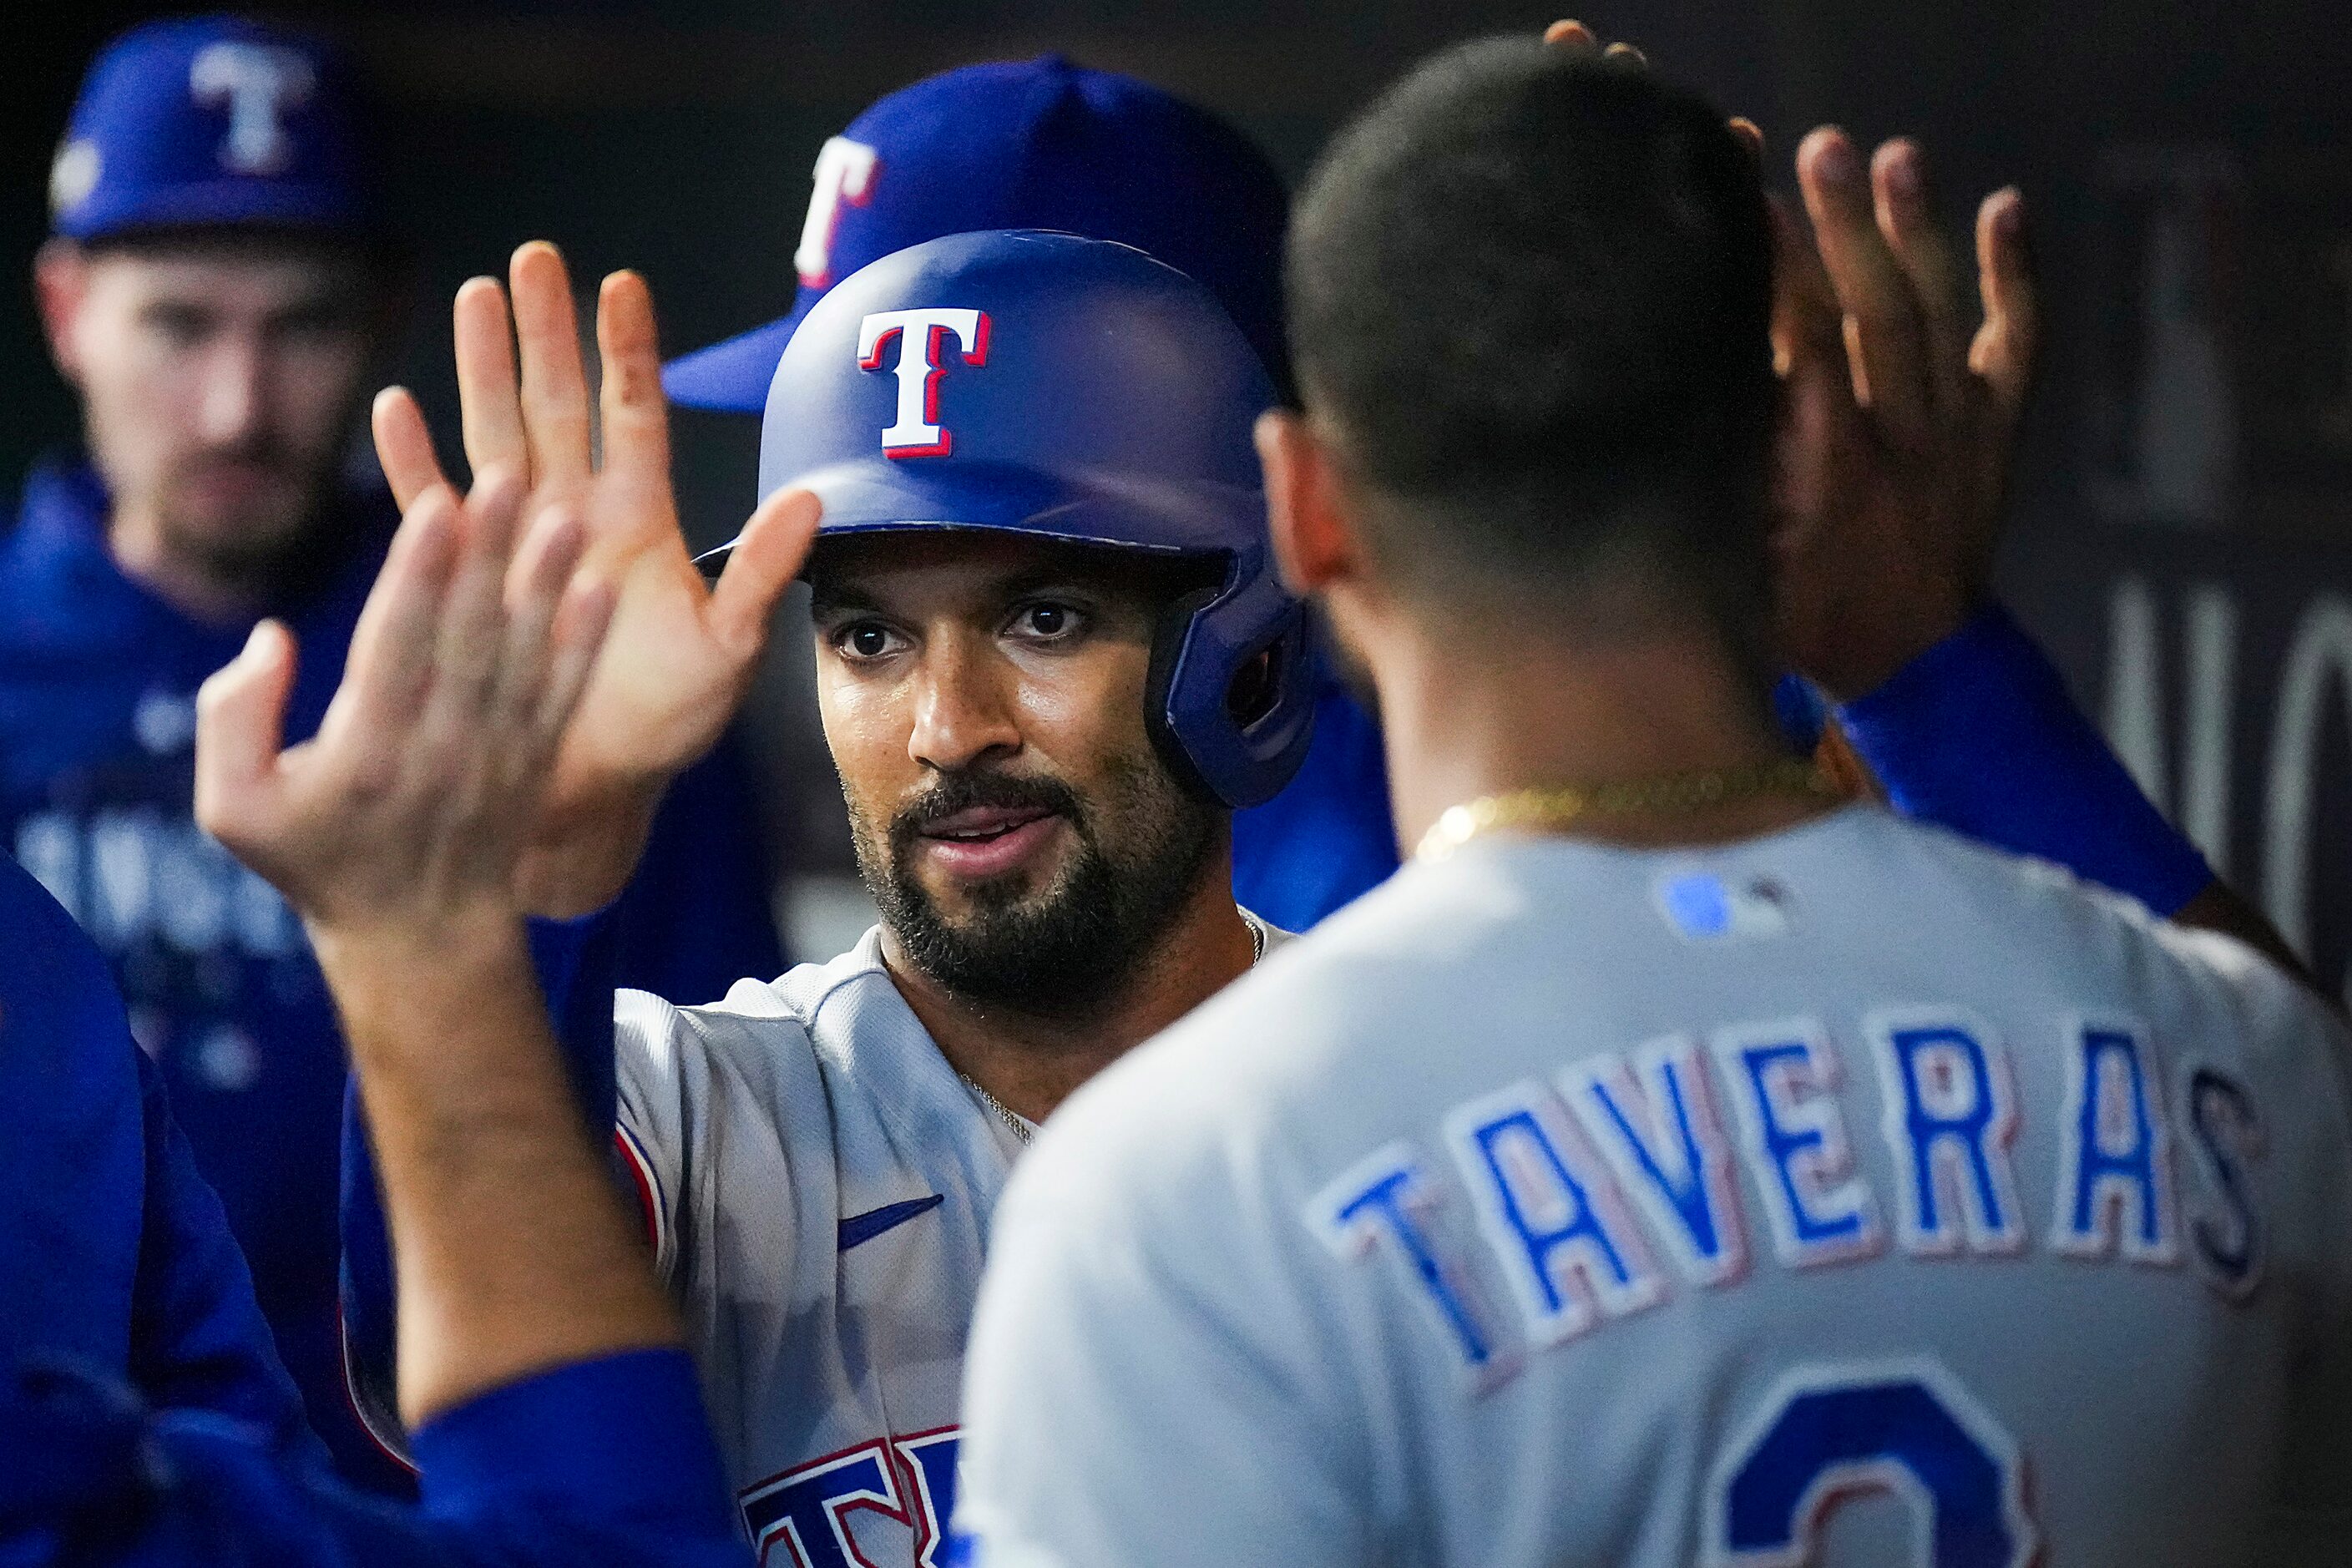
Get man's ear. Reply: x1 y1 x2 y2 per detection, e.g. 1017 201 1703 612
1254 408 1363 597
33 239 91 386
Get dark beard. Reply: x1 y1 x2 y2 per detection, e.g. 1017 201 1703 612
851 752 1221 1019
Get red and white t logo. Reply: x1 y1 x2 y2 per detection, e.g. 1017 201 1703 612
797 136 879 289
857 309 992 458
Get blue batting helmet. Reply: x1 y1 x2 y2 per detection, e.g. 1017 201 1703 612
741 228 1312 810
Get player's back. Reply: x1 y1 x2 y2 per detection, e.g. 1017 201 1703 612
968 804 2352 1568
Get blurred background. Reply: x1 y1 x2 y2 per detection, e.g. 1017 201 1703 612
9 0 2351 989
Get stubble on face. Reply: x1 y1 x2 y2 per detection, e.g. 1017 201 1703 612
847 737 1221 1020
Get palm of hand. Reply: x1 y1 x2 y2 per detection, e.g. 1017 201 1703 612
1769 131 2034 702
367 242 816 878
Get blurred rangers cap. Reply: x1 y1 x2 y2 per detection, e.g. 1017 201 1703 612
50 15 377 242
661 54 1292 412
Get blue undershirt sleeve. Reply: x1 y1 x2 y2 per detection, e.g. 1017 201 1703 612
1835 603 2213 915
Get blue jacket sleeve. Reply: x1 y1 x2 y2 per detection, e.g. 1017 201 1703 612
127 1048 322 1460
0 1349 746 1568
1834 604 2214 915
339 910 621 1465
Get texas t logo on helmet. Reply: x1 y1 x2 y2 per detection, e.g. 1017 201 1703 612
738 228 1316 809
857 308 992 458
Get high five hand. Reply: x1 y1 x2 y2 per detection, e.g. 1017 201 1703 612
195 475 612 938
370 245 821 911
1768 130 2036 700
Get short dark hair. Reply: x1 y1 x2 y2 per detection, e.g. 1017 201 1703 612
1288 38 1775 635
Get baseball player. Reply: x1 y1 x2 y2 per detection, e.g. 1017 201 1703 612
953 39 2352 1567
3 14 782 1486
3 490 754 1565
312 53 2312 1568
660 54 1399 933
216 227 1305 1562
1 855 740 1568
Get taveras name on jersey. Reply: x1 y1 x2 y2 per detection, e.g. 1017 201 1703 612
957 806 2352 1568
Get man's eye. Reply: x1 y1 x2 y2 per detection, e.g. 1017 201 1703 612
1014 603 1082 640
838 624 901 660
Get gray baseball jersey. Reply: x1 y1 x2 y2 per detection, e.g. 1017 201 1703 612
614 915 1282 1566
956 806 2352 1568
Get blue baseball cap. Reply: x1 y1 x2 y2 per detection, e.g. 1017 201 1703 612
661 55 1292 413
50 16 376 243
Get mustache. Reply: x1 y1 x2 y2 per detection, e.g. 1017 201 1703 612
888 769 1087 847
174 438 303 480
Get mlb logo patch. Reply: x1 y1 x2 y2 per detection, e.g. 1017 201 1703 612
1655 870 1793 942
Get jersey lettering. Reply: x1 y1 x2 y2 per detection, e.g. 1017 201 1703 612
892 1429 961 1568
189 42 314 176
1564 1034 1749 1289
1710 1360 2036 1567
1866 1011 2024 1257
2051 1017 2178 1264
1446 1084 1664 1344
1714 1021 1883 1269
1308 1143 1495 1372
797 136 880 288
2184 1066 2265 1299
741 1434 959 1568
857 310 991 458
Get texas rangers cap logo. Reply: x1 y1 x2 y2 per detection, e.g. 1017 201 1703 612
857 308 992 458
189 40 316 177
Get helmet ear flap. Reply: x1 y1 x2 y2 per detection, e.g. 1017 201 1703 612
1145 582 1228 807
1146 575 1316 811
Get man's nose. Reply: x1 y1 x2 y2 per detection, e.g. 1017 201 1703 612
196 338 268 446
908 631 1024 773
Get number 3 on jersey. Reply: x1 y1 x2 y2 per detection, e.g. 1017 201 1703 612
1709 1360 2037 1567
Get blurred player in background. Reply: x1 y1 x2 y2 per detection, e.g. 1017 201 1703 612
955 37 2352 1566
4 501 751 1567
0 13 781 1487
661 56 1399 932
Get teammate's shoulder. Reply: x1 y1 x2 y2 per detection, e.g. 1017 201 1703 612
615 928 898 1072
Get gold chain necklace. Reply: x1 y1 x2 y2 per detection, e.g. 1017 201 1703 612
958 913 1272 1147
1415 759 1838 862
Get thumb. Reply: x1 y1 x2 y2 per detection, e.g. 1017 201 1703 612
195 620 298 854
706 488 821 666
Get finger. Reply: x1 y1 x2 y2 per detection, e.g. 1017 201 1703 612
1797 125 1933 448
1768 195 1846 382
1729 117 1765 159
595 270 672 491
429 471 527 729
509 242 595 483
1603 40 1647 64
532 575 618 753
372 387 450 512
706 487 822 668
453 276 528 486
1543 19 1597 49
488 503 589 748
194 620 298 851
1969 186 2036 426
336 488 462 738
1871 138 1970 417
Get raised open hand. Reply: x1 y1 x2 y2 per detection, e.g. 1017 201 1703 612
195 472 613 935
370 244 820 910
1769 130 2036 699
